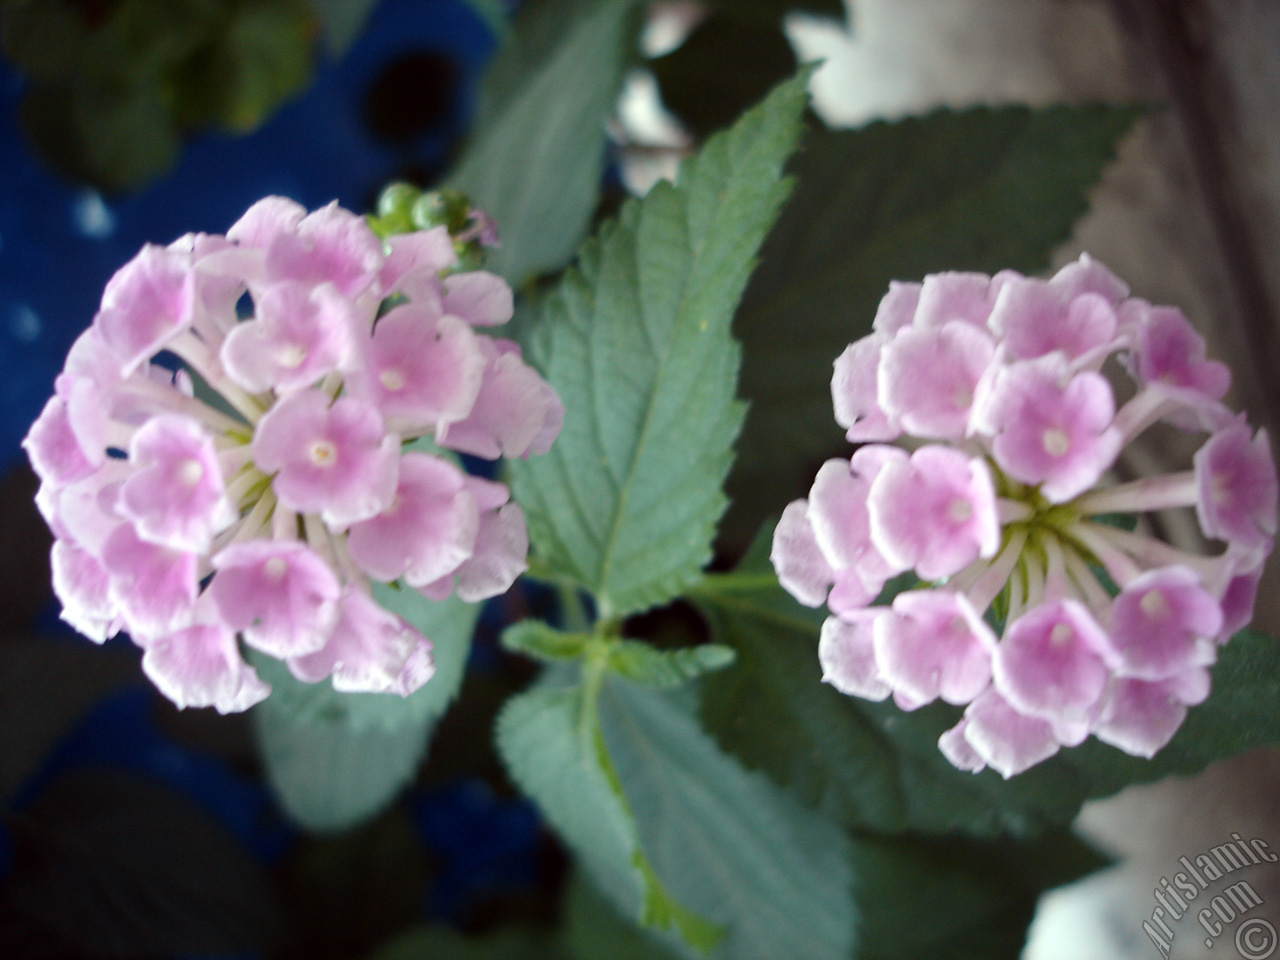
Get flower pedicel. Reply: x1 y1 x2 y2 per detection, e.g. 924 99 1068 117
24 197 564 713
772 256 1277 777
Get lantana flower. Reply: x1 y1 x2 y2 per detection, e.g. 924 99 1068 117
25 196 564 713
774 256 1276 777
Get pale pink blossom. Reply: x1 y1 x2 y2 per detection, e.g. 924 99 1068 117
819 612 891 701
443 271 514 326
344 303 486 434
867 446 999 580
437 339 566 459
50 540 121 643
209 541 342 658
118 414 236 552
25 197 560 713
775 255 1276 775
346 453 479 586
252 391 400 527
220 281 357 393
873 590 996 706
141 620 271 714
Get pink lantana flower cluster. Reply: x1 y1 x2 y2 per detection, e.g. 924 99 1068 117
24 197 563 714
773 256 1277 777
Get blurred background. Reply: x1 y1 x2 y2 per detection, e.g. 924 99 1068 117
1 1 1279 958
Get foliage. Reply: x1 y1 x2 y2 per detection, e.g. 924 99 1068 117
724 104 1142 545
508 71 810 617
1 0 316 192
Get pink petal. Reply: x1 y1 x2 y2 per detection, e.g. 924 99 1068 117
51 539 121 643
980 355 1122 503
443 271 514 326
832 334 900 442
938 719 986 773
346 453 479 587
961 687 1061 778
808 449 904 578
47 462 129 556
289 588 431 695
1195 423 1278 549
221 281 357 393
378 227 456 300
347 304 487 433
436 339 564 459
118 414 236 552
871 281 921 335
23 396 99 487
210 541 342 658
913 272 995 328
771 500 834 608
1092 673 1199 758
867 446 999 580
227 196 306 249
141 622 271 713
101 523 198 639
819 612 891 700
993 599 1111 724
1134 306 1231 402
453 500 529 602
1105 567 1222 680
253 391 400 528
989 278 1119 361
264 201 384 299
879 321 996 439
94 244 196 374
873 589 996 706
1048 254 1129 303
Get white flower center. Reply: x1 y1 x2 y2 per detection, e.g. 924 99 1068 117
1042 428 1071 457
380 368 406 391
1050 622 1074 646
309 440 338 466
277 343 308 369
264 556 289 578
177 458 204 486
1140 589 1170 620
948 498 973 523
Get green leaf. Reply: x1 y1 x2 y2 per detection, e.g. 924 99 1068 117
175 0 315 132
21 80 181 193
509 71 812 617
502 619 593 661
251 585 480 832
561 871 682 960
495 683 644 918
694 528 1280 838
650 15 796 139
847 829 1108 960
723 105 1142 546
608 641 735 687
0 0 89 81
447 0 646 284
598 678 856 960
495 678 721 954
